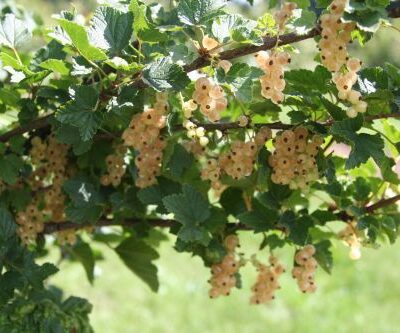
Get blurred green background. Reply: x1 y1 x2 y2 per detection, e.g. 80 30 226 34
11 0 400 332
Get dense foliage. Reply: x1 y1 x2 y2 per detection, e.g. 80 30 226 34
0 0 400 330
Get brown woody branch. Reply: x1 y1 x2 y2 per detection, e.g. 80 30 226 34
42 194 400 235
0 114 52 143
365 194 400 213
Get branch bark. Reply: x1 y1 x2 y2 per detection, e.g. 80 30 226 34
0 114 52 143
41 194 400 235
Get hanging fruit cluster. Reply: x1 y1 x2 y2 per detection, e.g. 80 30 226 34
274 2 297 32
338 222 362 260
122 93 168 188
292 245 318 293
17 134 72 244
184 120 209 147
219 140 259 180
192 77 228 122
319 0 367 117
209 235 241 298
201 158 225 194
269 127 322 190
334 59 368 118
250 256 285 304
256 51 291 104
101 145 127 187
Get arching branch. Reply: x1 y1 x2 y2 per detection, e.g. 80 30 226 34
41 194 400 235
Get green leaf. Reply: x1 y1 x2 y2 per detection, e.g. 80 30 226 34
0 14 31 49
0 206 16 243
89 6 133 55
0 52 26 71
0 154 23 185
177 0 226 26
115 237 159 292
343 4 386 33
222 63 263 102
321 97 346 121
63 178 104 223
292 9 317 34
70 241 95 284
330 117 399 183
129 0 167 42
163 185 210 244
285 65 332 94
220 188 247 216
212 14 262 45
279 211 313 245
238 200 278 232
137 177 181 213
314 240 333 274
56 85 103 141
39 59 70 75
165 144 194 178
58 19 107 61
142 57 190 91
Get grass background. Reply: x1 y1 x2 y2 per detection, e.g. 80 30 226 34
10 0 400 332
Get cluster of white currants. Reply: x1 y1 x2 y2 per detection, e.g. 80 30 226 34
274 2 297 32
250 256 285 305
209 235 241 299
255 51 292 104
122 93 168 188
319 0 355 72
319 0 367 117
16 202 45 245
183 120 209 147
269 127 322 190
192 77 228 122
333 58 367 117
338 222 362 260
201 158 224 192
219 140 258 180
291 245 318 293
20 135 73 245
101 145 127 187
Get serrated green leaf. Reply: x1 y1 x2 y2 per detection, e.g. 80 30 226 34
63 178 104 223
115 237 159 292
177 0 226 26
89 6 133 55
129 0 167 42
56 85 103 141
285 65 332 94
163 185 210 244
58 19 107 61
0 14 31 49
330 117 399 183
222 63 263 102
142 57 190 91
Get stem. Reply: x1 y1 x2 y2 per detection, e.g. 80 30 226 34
12 48 23 66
